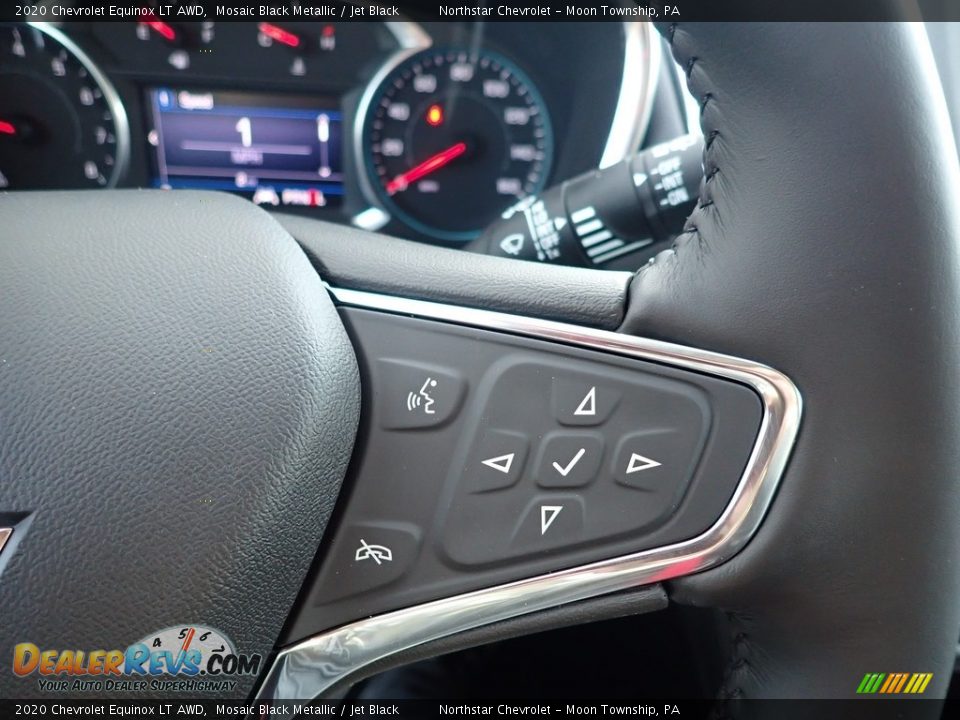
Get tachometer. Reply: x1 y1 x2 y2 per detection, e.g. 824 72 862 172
0 23 129 190
360 48 553 242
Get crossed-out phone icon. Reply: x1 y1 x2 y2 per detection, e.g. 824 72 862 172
355 539 393 565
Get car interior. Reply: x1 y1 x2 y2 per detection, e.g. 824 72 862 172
4 2 960 714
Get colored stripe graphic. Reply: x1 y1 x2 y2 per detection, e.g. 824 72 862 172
879 674 895 693
858 673 885 693
857 672 932 694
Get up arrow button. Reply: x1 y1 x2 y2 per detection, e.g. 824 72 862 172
553 378 619 426
573 387 596 416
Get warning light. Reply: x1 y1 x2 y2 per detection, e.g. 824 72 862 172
320 25 336 51
426 104 443 127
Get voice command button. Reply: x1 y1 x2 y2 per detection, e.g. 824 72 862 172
376 359 466 429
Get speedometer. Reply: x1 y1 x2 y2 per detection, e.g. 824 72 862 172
0 23 129 190
361 48 553 242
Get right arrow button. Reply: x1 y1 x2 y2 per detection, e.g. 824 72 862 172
626 453 662 474
613 429 695 492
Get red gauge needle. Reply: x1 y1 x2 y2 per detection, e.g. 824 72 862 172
258 22 301 48
386 142 468 196
140 19 177 43
0 119 15 136
180 627 195 654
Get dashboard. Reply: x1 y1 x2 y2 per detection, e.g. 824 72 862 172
0 16 689 260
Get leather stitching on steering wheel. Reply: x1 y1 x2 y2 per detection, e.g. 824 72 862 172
653 23 750 710
641 23 720 279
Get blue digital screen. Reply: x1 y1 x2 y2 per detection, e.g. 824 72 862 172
148 87 343 208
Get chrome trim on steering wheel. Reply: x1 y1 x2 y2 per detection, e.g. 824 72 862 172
0 528 10 557
255 287 802 701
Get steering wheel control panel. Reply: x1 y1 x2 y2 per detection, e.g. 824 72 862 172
285 303 764 641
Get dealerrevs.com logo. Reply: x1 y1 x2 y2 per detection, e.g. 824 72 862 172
12 625 262 693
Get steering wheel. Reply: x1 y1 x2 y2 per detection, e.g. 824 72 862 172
3 16 960 710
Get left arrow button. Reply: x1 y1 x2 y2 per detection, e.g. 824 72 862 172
464 430 529 493
482 453 515 474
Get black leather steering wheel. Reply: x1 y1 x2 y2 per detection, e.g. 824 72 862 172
2 15 960 711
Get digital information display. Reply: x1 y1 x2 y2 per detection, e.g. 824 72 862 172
147 88 344 209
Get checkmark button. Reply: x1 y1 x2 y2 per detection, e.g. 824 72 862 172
536 432 604 488
552 447 586 477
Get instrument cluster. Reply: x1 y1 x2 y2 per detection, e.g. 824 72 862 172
0 18 664 246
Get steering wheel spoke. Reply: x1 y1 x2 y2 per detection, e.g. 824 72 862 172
258 286 799 699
